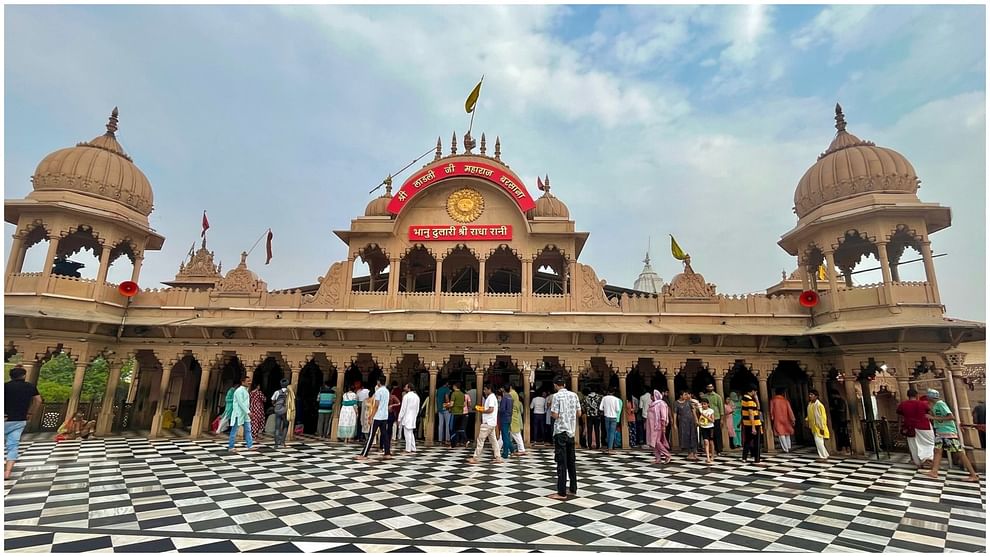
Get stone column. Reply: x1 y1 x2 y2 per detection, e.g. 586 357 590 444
710 359 732 453
823 250 840 308
522 361 532 446
426 362 438 445
755 361 775 454
876 242 894 305
5 233 24 276
944 351 978 447
65 352 91 421
478 258 486 307
810 369 836 453
433 257 443 309
40 236 60 285
94 245 112 285
660 359 679 451
130 255 144 283
474 366 484 440
798 261 810 292
843 371 866 455
387 257 401 308
328 354 347 442
190 351 218 439
521 258 532 312
95 357 127 435
919 241 942 305
150 356 179 438
617 367 630 449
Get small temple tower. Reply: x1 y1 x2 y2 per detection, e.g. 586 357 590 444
632 244 664 294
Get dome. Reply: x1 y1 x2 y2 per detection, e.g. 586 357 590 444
793 104 919 218
527 175 570 219
364 177 393 217
31 108 154 217
633 252 664 293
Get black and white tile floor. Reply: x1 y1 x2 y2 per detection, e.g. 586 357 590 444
3 436 985 553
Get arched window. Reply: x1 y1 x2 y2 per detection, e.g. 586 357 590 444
441 245 478 293
399 245 437 293
486 245 522 294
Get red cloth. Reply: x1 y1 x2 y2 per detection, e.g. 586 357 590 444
201 211 210 237
769 395 796 436
896 399 932 431
249 389 266 437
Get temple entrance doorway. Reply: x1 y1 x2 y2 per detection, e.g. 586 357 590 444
297 361 324 434
252 357 285 403
487 356 521 391
675 359 715 398
768 361 811 446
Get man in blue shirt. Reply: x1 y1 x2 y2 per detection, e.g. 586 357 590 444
436 381 452 446
498 387 515 459
357 378 393 460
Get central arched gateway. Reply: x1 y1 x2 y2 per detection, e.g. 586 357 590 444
768 361 811 446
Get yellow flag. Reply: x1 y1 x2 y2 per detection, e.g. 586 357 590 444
817 264 827 281
670 235 687 261
465 77 483 113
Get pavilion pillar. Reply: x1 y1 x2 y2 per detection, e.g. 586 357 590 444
5 233 25 276
799 260 810 292
920 241 942 306
842 369 866 455
614 359 633 450
150 355 179 438
65 347 92 421
944 351 978 447
130 255 144 283
426 363 438 445
809 367 836 454
823 250 839 308
521 258 532 312
40 235 60 288
95 357 127 436
755 361 775 454
433 257 443 309
286 357 304 443
478 258 486 308
387 257 400 308
190 351 220 439
876 242 895 305
94 244 112 285
522 362 532 446
660 359 679 451
710 359 732 453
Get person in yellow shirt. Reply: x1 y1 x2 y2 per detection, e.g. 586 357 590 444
162 405 184 430
806 390 830 461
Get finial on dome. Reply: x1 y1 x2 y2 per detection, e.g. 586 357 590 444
463 131 476 153
435 137 442 161
834 103 847 132
480 133 486 155
384 174 393 196
106 107 119 135
544 174 551 192
494 136 501 161
451 131 458 155
239 251 248 267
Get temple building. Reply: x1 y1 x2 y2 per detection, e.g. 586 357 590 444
3 105 985 457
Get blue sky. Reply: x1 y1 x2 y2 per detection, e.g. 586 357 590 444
4 5 986 321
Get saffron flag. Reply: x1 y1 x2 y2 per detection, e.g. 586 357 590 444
817 264 827 281
265 229 274 265
201 211 210 237
670 235 687 261
465 77 483 113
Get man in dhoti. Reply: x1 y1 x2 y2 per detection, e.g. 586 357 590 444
896 388 934 468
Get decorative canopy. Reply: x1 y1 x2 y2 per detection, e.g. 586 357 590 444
31 108 155 217
793 104 919 218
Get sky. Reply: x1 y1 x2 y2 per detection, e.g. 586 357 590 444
4 4 986 322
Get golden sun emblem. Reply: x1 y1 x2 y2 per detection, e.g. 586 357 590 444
446 188 484 223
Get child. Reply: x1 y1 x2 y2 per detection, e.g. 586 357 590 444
698 399 716 464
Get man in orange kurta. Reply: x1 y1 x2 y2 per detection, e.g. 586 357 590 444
769 388 796 452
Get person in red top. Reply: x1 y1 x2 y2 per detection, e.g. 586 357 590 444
769 388 796 453
896 388 934 469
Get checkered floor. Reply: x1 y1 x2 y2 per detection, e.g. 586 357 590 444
3 435 985 553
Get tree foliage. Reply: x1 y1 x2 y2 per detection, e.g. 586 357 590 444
36 353 136 403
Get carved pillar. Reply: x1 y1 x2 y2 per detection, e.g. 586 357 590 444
40 235 60 285
6 233 25 276
474 367 484 440
919 241 941 305
710 359 732 453
387 257 400 308
190 351 219 439
944 351 978 447
876 242 894 305
95 244 112 286
433 256 443 309
617 367 630 449
426 363 438 445
842 369 866 455
522 361 532 446
659 359 680 451
478 257 486 308
64 349 91 420
521 258 532 312
566 260 577 310
755 361 775 454
95 357 127 435
149 355 179 438
130 255 144 283
328 354 347 441
823 250 839 308
798 260 810 292
286 357 304 442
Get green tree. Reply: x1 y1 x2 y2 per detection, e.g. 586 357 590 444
37 352 76 403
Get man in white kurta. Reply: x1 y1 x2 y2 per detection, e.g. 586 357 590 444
398 384 421 453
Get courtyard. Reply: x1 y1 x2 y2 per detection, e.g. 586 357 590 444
3 436 985 553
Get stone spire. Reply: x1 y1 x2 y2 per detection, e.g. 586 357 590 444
106 106 119 135
434 136 442 161
633 239 664 294
819 102 874 160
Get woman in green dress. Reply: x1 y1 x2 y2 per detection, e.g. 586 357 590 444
730 391 743 448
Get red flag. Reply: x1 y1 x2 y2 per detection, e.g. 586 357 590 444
201 211 210 237
265 229 273 264
537 176 545 191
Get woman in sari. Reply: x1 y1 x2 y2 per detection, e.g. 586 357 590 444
674 391 699 461
648 390 672 464
730 391 743 446
249 382 266 439
338 386 359 442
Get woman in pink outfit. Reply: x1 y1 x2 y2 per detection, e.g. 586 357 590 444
647 390 672 464
769 388 796 452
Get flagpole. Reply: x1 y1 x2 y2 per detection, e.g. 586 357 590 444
245 228 269 258
467 74 484 137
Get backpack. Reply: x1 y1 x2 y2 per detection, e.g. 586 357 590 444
274 389 288 415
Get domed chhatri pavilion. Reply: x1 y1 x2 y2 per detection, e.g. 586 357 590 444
3 105 985 457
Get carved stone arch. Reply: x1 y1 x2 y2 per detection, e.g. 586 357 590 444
887 223 925 245
57 224 107 261
886 224 926 282
486 243 519 259
16 219 52 241
108 238 140 266
442 242 480 259
352 242 390 261
833 229 880 286
485 244 523 294
399 244 438 293
532 243 571 263
401 243 438 260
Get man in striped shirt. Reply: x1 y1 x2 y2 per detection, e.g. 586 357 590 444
741 385 764 464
